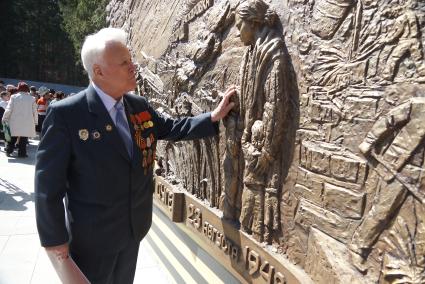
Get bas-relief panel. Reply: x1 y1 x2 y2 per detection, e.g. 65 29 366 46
108 0 425 282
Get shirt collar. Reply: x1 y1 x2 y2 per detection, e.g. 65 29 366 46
91 82 123 112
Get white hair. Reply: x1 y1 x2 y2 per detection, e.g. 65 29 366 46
81 28 127 79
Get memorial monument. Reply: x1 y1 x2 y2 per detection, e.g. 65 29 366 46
107 0 425 282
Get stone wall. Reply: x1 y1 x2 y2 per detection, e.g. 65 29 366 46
108 0 425 282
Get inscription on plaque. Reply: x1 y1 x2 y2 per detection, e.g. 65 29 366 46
186 201 293 284
188 203 202 229
154 177 184 222
203 221 240 262
245 246 286 284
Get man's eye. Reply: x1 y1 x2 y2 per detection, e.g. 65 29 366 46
121 59 134 66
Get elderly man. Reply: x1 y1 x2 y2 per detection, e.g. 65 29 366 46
35 27 235 283
2 82 38 157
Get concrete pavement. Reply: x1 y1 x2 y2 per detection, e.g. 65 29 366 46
0 138 171 284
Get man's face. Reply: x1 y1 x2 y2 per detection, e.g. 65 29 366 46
95 41 137 97
236 15 256 46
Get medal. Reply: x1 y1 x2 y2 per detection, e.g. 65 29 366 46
78 129 89 141
106 124 113 132
92 130 101 140
147 149 152 163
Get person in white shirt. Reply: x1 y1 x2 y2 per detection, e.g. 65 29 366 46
2 82 38 157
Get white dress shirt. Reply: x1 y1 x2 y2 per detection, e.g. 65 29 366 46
92 82 130 128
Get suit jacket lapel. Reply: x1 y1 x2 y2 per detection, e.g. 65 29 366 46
86 85 131 162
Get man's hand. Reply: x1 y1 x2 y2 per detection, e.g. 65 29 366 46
45 243 91 284
211 86 236 122
45 243 69 262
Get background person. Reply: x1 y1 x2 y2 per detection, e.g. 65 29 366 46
30 86 39 100
36 86 49 132
50 91 64 105
2 82 37 157
0 91 11 143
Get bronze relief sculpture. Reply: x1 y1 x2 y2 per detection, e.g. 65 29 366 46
233 0 289 245
107 0 425 282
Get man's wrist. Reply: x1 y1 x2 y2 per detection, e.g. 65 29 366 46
211 110 219 122
45 243 69 261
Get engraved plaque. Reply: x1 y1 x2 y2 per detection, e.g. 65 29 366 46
153 176 184 222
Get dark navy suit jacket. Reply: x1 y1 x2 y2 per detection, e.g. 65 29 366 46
35 85 218 254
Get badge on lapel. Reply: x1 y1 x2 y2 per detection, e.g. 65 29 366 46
78 129 89 141
92 130 101 140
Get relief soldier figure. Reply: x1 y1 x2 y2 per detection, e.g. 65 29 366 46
221 106 243 221
380 0 425 81
349 85 425 270
234 0 288 244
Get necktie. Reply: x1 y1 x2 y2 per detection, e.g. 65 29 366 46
114 101 133 157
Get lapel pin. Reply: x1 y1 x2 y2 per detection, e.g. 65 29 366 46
92 130 101 140
79 129 89 141
106 124 113 132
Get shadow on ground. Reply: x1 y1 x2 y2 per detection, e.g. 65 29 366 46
0 178 34 211
0 141 37 166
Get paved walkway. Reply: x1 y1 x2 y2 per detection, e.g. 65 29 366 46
0 139 171 284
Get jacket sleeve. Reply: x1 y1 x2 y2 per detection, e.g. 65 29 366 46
1 96 13 123
35 105 71 247
147 103 219 141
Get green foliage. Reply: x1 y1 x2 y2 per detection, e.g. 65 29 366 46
0 0 108 86
59 0 109 64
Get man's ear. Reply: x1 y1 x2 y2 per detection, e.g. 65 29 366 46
93 64 102 78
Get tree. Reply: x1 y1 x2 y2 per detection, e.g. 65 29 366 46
0 0 108 86
59 0 109 65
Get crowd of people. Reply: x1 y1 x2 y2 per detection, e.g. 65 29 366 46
0 80 74 157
